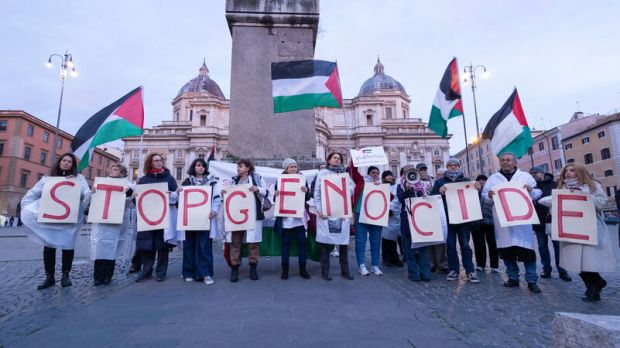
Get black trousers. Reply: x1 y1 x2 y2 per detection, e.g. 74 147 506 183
579 272 605 288
43 246 74 274
381 237 402 265
471 223 499 269
319 243 349 275
131 250 143 270
93 259 116 282
141 249 169 278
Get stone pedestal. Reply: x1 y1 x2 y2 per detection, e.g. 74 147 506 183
225 0 320 161
554 312 620 347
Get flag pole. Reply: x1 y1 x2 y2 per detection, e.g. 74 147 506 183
138 86 145 179
454 57 472 176
335 60 353 160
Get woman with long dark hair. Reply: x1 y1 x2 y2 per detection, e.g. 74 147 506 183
221 159 267 282
21 153 91 289
134 153 178 282
178 158 221 285
314 151 354 281
539 162 616 302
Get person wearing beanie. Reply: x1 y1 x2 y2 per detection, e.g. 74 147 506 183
273 158 311 280
431 158 481 284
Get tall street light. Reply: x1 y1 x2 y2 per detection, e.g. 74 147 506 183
463 63 489 175
47 51 78 161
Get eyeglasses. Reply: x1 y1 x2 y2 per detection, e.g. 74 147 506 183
152 159 163 162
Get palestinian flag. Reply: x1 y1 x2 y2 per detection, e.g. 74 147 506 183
482 89 533 158
206 144 216 162
428 58 463 138
72 87 144 171
271 60 343 113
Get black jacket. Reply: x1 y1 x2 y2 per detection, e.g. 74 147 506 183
533 173 556 228
136 169 177 251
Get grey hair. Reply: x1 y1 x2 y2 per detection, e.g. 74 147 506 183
498 152 517 161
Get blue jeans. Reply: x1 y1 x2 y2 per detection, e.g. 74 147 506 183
281 225 307 265
504 259 538 284
354 214 382 267
535 231 566 274
400 213 431 280
182 230 213 279
446 224 474 273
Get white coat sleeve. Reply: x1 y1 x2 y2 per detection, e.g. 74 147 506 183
22 177 46 207
591 183 607 211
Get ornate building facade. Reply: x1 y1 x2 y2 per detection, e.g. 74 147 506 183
122 59 451 182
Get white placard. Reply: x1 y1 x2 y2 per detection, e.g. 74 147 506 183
274 174 305 218
38 177 81 223
87 177 128 224
320 173 352 219
136 183 170 231
550 189 598 246
406 195 444 243
350 146 388 167
223 184 256 232
491 182 540 227
177 186 212 231
445 181 482 224
359 183 390 227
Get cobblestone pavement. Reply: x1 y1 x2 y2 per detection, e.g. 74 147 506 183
0 227 618 347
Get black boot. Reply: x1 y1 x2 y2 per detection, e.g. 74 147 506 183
249 263 259 280
103 260 115 285
230 265 239 283
94 260 104 286
61 272 72 287
281 264 289 280
37 274 55 290
299 264 310 279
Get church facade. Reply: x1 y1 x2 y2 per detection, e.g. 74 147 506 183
122 59 451 182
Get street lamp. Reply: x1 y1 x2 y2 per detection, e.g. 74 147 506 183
463 63 488 175
46 51 78 161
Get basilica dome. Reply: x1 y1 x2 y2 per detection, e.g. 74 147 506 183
176 61 225 99
357 58 407 97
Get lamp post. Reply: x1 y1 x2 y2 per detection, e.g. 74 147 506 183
463 63 488 175
46 51 78 161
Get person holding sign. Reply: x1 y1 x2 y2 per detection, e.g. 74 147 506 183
222 159 267 282
134 153 178 282
381 170 404 268
351 165 384 276
431 158 480 283
482 153 542 293
397 164 433 282
538 163 616 302
178 158 221 285
90 163 135 286
273 158 311 280
21 153 91 290
314 152 354 281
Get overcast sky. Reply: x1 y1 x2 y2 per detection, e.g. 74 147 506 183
2 0 619 155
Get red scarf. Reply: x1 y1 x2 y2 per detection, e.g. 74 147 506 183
148 168 164 175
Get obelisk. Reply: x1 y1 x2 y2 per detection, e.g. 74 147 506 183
225 0 320 168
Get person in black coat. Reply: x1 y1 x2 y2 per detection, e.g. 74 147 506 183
134 153 178 282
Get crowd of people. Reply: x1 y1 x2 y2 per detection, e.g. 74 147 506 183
20 151 617 302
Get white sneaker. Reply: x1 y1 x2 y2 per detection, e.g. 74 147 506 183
467 272 480 283
330 247 340 257
475 266 484 272
491 268 501 273
371 266 383 276
446 271 459 281
359 264 370 276
204 276 214 285
184 277 193 282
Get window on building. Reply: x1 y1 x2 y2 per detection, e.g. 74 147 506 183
554 159 562 170
132 167 139 179
27 124 34 137
42 131 49 143
538 142 544 151
176 167 182 180
601 148 611 160
385 107 392 119
403 109 407 118
0 120 7 131
97 169 102 177
582 136 590 144
606 186 617 197
366 115 373 126
0 143 4 156
98 155 102 165
604 170 613 177
40 151 47 165
87 168 92 179
177 150 183 158
175 112 179 121
564 143 572 150
24 146 32 161
20 170 29 188
598 131 606 138
551 136 559 150
200 115 206 126
567 158 575 163
189 110 193 122
584 153 593 164
198 154 205 159
132 151 139 158
527 147 533 155
56 138 62 149
541 163 549 172
106 159 110 167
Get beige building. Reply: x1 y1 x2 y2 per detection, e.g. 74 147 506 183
122 59 451 182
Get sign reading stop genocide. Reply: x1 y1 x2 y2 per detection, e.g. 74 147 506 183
274 174 305 218
444 181 482 224
177 186 212 231
223 184 256 232
38 177 81 223
320 173 352 219
550 189 598 246
136 183 170 231
491 182 540 227
87 177 128 224
405 195 444 243
359 183 390 227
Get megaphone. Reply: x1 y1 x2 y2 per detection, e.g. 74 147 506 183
404 168 420 185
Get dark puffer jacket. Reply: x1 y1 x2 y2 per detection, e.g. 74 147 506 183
136 169 178 251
